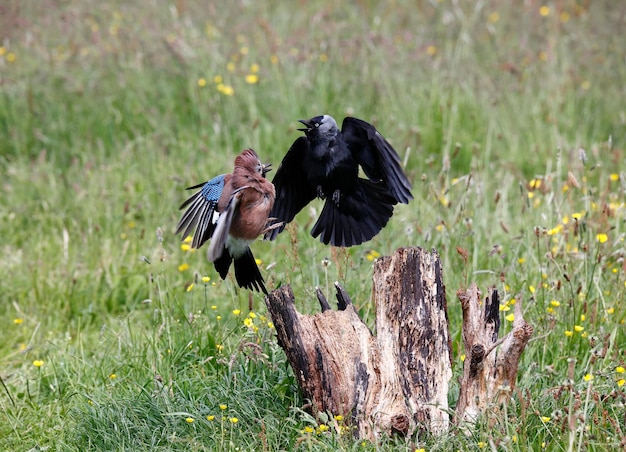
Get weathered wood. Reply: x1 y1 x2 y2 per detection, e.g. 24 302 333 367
265 248 532 441
265 247 452 440
455 284 533 429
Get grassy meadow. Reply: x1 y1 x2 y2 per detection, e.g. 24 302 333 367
1 0 625 450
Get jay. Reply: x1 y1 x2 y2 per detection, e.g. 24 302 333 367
176 149 275 294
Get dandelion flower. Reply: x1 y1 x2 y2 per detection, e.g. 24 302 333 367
250 63 259 73
303 426 314 433
33 360 44 367
541 416 551 423
109 373 117 379
178 263 190 272
197 78 207 87
318 424 329 432
186 283 194 292
617 379 625 387
574 325 584 332
219 404 227 410
565 330 573 337
426 45 437 56
583 373 593 382
232 309 241 316
539 5 550 16
488 12 500 23
505 314 515 322
202 276 211 283
616 366 625 374
229 417 239 424
245 74 259 84
334 415 344 421
13 318 23 325
596 233 608 243
207 415 215 421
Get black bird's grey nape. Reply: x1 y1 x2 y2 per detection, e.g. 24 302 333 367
265 114 413 247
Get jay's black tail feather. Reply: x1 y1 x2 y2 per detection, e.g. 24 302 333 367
212 245 267 294
233 248 267 295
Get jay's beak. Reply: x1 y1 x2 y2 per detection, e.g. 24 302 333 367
261 162 272 176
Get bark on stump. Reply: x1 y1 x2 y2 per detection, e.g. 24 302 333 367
455 284 533 429
264 247 533 440
265 247 451 440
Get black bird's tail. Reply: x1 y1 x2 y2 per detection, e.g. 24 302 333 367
311 179 397 247
233 247 267 295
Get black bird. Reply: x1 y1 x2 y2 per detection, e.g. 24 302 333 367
265 115 412 247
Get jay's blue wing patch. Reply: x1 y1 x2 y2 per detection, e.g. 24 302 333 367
175 174 225 249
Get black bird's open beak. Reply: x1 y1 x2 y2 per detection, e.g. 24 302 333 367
297 119 313 132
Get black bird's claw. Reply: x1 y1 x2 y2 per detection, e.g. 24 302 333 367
316 185 325 199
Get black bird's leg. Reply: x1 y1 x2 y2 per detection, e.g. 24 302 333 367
332 190 341 206
316 185 325 199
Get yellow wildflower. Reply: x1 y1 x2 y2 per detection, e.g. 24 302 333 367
245 74 259 84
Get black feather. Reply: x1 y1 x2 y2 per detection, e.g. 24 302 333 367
267 115 412 247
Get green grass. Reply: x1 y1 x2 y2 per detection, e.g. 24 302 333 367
1 0 625 450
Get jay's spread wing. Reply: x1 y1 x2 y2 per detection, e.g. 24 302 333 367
175 174 225 249
264 137 317 241
341 117 413 204
207 186 247 262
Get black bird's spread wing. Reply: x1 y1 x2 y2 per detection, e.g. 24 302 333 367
341 117 413 204
175 174 225 249
264 137 316 241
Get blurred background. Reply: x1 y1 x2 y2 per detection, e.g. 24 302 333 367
1 1 624 449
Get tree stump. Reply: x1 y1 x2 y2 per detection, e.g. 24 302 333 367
264 247 533 441
455 284 533 429
265 247 451 440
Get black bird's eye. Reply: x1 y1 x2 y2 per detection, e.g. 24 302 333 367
315 123 320 128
